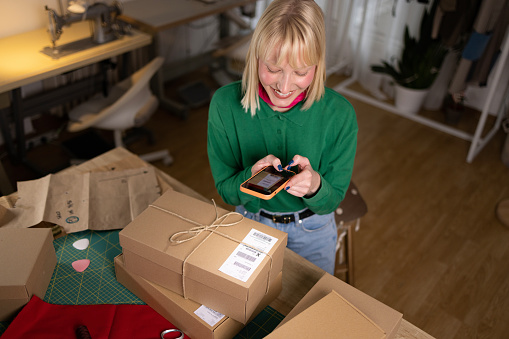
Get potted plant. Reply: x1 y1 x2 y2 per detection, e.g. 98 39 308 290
371 2 448 114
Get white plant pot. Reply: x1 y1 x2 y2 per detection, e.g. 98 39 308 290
394 85 429 115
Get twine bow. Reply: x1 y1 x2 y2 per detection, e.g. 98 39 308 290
148 200 273 299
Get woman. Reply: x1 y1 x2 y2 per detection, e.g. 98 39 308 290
207 0 357 275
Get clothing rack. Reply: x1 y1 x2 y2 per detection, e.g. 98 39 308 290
332 0 509 163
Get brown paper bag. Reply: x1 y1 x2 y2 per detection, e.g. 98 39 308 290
2 167 160 233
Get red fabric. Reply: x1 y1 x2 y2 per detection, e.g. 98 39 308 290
2 296 190 339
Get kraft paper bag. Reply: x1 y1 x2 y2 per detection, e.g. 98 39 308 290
0 167 161 233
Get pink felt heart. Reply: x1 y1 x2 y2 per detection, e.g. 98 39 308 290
72 259 90 273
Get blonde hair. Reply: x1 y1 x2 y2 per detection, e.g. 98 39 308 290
241 0 326 117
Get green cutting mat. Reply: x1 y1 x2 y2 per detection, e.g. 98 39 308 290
0 230 284 338
44 230 142 305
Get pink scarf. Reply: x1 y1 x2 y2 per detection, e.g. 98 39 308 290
258 83 306 109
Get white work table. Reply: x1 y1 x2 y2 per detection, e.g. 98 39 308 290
0 21 151 168
0 21 151 93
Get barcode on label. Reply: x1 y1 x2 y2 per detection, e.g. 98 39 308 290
205 307 224 318
234 261 251 271
253 231 272 242
237 251 256 262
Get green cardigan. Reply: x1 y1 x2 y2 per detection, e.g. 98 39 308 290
207 81 357 215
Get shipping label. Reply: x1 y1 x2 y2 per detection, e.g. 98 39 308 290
218 228 278 282
194 305 225 327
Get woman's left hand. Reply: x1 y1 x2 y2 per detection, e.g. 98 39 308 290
284 155 321 197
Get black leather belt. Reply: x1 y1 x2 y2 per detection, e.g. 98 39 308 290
260 209 315 224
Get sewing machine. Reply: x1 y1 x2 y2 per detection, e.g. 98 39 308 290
42 1 127 58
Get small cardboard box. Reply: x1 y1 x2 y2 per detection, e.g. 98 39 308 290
119 190 287 323
276 273 403 339
114 254 282 339
0 228 57 321
266 290 386 338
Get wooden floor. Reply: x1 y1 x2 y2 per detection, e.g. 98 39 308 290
2 71 509 339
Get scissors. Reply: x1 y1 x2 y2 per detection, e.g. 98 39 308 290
161 329 184 339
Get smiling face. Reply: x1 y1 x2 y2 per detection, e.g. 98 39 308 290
258 49 316 112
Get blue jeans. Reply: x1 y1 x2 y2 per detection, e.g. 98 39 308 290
235 206 337 274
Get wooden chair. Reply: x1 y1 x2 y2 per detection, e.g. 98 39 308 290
334 181 367 286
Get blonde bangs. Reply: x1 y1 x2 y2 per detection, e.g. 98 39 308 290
242 0 326 116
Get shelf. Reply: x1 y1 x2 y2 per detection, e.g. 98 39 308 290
334 77 475 141
332 24 509 164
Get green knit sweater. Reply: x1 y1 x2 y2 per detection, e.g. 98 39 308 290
207 81 357 215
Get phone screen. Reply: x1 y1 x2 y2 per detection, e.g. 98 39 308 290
241 166 295 195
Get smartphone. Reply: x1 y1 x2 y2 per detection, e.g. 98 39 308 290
240 166 295 200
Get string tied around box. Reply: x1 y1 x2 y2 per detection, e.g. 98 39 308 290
148 200 273 299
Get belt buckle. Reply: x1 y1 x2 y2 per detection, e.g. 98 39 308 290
271 214 292 224
278 215 292 224
284 215 293 224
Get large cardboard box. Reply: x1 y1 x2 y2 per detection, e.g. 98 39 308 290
119 190 287 323
114 254 282 339
0 228 57 321
266 290 386 338
275 273 403 339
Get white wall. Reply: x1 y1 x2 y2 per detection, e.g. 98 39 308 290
0 0 60 39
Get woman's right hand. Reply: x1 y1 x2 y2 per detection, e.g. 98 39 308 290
251 154 283 175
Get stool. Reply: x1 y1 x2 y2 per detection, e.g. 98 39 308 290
496 198 509 229
334 181 367 286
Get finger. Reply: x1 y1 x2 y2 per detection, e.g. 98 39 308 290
252 155 281 174
284 184 307 198
285 155 299 169
285 155 311 170
271 158 284 171
284 170 315 197
260 155 282 171
284 159 295 170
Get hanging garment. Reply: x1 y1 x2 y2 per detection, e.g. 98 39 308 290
432 0 481 47
469 0 509 86
448 0 509 93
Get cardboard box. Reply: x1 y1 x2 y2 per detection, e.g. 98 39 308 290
266 290 386 338
275 273 403 339
114 254 282 339
0 228 57 321
119 190 287 323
